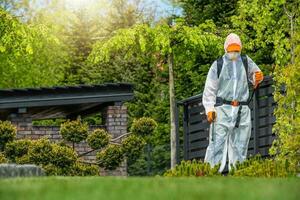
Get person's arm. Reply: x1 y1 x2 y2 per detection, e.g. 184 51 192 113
202 61 219 115
246 55 263 87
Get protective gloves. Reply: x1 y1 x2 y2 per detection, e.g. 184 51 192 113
207 111 216 123
254 71 264 89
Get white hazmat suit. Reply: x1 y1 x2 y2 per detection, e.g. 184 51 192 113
202 33 262 172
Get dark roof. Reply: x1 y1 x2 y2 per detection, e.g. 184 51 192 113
0 83 134 120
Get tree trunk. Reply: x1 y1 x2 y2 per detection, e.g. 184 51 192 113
168 50 177 169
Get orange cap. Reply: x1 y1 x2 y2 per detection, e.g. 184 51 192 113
227 43 241 52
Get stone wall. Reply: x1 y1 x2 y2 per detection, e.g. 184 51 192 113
7 104 128 176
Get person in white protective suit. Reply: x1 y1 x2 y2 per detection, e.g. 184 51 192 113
202 33 264 173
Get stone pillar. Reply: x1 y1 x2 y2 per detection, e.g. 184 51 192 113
104 103 128 138
8 112 32 139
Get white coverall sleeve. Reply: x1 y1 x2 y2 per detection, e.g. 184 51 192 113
202 61 219 115
246 55 262 85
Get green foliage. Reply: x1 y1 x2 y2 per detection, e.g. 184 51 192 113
96 144 124 170
3 137 99 176
0 120 17 151
51 144 77 168
271 62 300 169
174 0 239 26
62 9 98 84
0 152 7 164
28 138 54 165
231 0 299 68
32 119 67 126
0 8 65 88
164 159 220 177
42 164 64 176
229 155 297 177
28 138 77 169
60 119 89 144
130 117 158 137
4 139 32 162
87 129 111 150
43 162 99 176
69 162 99 176
121 134 146 161
237 0 300 173
15 154 31 164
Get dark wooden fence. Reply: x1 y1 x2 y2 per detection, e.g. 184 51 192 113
176 76 276 161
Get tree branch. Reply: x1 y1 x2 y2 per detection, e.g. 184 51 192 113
111 132 131 141
78 132 131 157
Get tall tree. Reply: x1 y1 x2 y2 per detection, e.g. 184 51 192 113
0 8 65 88
101 0 154 37
168 0 238 26
63 9 99 84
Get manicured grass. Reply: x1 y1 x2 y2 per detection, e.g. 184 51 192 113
0 176 299 200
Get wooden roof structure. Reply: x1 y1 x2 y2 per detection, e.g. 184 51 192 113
0 83 134 120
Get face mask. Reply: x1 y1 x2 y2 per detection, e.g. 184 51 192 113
227 52 240 60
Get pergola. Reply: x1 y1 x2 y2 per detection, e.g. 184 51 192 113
0 83 134 120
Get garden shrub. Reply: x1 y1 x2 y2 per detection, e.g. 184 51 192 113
43 162 99 176
96 144 124 170
56 140 72 148
0 120 17 151
59 119 89 144
164 159 220 177
271 63 300 172
15 154 31 164
51 144 77 168
69 162 99 176
87 129 110 150
130 117 157 137
28 138 54 165
121 134 146 161
0 152 7 164
0 119 104 176
26 138 99 176
229 155 297 177
4 139 32 162
42 164 64 176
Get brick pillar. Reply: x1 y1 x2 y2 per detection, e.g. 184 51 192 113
104 103 128 138
101 103 128 176
8 112 32 139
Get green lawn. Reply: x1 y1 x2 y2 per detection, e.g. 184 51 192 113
0 176 299 200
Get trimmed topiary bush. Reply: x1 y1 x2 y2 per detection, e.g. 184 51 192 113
4 139 32 162
28 138 54 165
42 164 64 176
130 117 157 137
59 119 89 145
51 144 77 168
43 162 99 176
69 162 99 176
0 120 17 151
164 159 221 177
2 136 100 176
121 134 146 161
96 144 124 170
87 129 111 150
